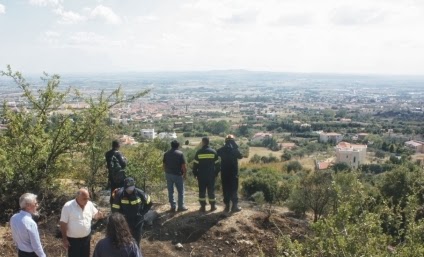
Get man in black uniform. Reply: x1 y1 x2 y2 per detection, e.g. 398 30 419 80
193 137 220 212
105 140 127 205
112 177 152 246
217 135 243 212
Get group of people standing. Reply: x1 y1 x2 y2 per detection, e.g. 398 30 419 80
10 135 243 257
164 135 243 213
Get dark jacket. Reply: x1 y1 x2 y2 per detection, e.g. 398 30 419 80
163 149 186 175
192 145 220 180
112 188 152 226
93 237 142 257
105 149 127 171
217 142 243 176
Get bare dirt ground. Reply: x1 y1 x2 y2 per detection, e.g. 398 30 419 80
0 191 309 257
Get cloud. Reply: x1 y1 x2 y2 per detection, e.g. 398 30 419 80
90 5 121 24
29 0 61 7
330 5 387 26
269 13 314 27
220 10 258 24
54 7 86 24
0 4 5 14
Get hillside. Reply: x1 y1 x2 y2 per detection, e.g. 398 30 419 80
0 191 309 257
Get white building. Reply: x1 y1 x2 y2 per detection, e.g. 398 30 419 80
320 132 344 144
251 132 272 144
141 129 156 139
119 135 137 145
158 132 177 139
335 142 367 169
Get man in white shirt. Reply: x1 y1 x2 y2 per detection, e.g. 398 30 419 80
10 193 46 257
60 188 103 257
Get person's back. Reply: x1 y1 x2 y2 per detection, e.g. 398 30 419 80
163 148 185 175
93 237 141 257
217 138 242 174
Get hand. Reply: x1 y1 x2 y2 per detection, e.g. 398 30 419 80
95 211 105 220
62 238 70 250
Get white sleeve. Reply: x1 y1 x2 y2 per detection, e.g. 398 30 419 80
60 203 69 223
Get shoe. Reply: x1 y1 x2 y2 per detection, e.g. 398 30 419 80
170 207 176 212
177 207 188 212
231 206 242 213
210 203 217 212
199 206 206 212
224 204 230 212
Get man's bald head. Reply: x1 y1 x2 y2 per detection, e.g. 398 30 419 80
76 188 90 208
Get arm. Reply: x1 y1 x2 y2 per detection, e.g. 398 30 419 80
59 205 70 250
235 148 243 159
181 154 187 177
115 151 127 169
111 192 122 213
59 221 70 250
192 152 199 177
28 222 46 257
214 152 221 176
140 191 152 215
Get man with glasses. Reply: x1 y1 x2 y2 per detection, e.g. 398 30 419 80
112 177 152 246
60 188 104 257
10 193 46 257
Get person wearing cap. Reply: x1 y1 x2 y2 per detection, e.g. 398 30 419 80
10 193 46 257
192 137 220 212
60 188 104 257
163 140 188 212
105 140 128 205
217 135 243 212
112 177 152 246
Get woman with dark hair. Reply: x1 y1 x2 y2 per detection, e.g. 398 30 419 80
93 213 142 257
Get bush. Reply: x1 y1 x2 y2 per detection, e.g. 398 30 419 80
242 169 286 203
283 161 303 173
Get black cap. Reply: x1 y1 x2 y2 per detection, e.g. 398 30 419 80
124 177 136 188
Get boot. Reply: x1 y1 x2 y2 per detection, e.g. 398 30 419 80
199 204 206 212
231 204 242 213
224 203 230 212
210 202 217 212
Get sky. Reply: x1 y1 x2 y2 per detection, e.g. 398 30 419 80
0 0 423 75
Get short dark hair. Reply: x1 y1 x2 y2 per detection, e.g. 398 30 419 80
112 140 120 148
202 137 209 145
171 140 180 149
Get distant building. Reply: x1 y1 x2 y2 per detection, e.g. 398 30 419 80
251 132 272 144
335 142 367 169
158 132 177 139
405 140 424 153
174 122 183 128
141 129 156 139
319 132 343 144
315 161 332 171
119 135 137 145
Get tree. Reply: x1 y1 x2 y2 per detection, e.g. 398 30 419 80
287 172 334 222
0 66 148 220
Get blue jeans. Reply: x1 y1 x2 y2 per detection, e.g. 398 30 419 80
165 173 185 209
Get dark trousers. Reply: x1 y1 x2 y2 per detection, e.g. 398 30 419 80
18 250 38 257
198 178 216 205
129 221 143 246
221 174 239 205
109 182 122 206
67 235 91 257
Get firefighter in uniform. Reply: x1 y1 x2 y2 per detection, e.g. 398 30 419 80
217 135 243 212
193 137 220 212
112 177 152 246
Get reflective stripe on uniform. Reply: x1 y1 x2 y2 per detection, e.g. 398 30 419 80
193 160 199 163
198 154 215 159
121 200 130 204
130 198 141 205
146 195 151 204
215 160 219 163
208 198 216 202
112 204 120 209
198 198 206 201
